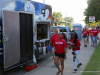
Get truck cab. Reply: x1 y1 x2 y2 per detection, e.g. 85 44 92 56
52 25 71 42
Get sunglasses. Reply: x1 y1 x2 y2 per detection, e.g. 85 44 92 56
71 34 75 35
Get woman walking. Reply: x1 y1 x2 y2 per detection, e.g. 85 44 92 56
53 33 67 75
82 28 88 47
89 27 94 46
50 28 59 57
87 27 90 44
69 32 82 73
92 27 99 47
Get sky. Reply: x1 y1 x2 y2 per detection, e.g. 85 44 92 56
32 0 88 26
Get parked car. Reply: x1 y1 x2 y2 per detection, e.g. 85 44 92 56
52 26 71 42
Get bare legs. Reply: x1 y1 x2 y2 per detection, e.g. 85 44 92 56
55 56 64 75
60 58 64 75
83 38 87 46
90 36 93 46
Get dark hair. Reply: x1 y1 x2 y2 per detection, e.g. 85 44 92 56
71 32 78 45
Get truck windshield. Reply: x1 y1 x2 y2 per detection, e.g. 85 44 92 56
52 27 67 32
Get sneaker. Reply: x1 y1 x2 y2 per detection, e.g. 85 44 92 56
77 63 82 68
58 62 61 65
73 69 77 73
84 45 87 47
52 64 56 67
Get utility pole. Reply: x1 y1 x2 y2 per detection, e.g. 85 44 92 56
43 0 45 4
65 13 68 26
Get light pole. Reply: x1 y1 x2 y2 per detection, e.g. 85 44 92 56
43 0 45 4
65 13 68 26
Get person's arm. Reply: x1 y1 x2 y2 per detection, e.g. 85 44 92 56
71 46 80 48
64 48 67 59
64 48 67 56
53 47 56 54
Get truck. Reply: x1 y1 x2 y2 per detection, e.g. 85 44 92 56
52 25 71 42
0 0 52 74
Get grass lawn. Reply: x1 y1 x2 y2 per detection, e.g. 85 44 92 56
82 41 100 75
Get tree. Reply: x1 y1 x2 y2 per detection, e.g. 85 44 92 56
64 17 75 29
52 12 75 29
52 12 64 25
84 0 100 24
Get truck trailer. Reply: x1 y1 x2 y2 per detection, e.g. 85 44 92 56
0 0 52 74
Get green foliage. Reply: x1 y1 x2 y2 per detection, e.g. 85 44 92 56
84 0 100 24
52 12 74 29
64 17 74 29
52 12 64 25
82 42 100 75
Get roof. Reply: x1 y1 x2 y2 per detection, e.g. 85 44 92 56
73 23 82 26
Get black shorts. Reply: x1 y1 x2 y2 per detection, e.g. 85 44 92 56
55 52 65 58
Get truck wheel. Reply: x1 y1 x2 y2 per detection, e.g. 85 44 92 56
0 64 3 75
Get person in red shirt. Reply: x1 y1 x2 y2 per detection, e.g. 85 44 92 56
82 27 88 47
87 27 90 44
53 33 67 75
89 27 94 46
50 28 59 53
96 27 100 40
92 27 99 46
61 29 67 41
50 28 61 67
69 32 82 73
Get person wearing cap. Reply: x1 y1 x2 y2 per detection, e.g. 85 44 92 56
53 33 67 75
50 28 60 67
69 32 82 73
50 28 59 55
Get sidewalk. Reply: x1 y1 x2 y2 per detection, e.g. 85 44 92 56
24 35 100 75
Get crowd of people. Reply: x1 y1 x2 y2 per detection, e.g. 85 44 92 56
82 27 100 47
50 27 100 75
50 28 82 75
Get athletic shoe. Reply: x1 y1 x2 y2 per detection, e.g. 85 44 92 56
73 69 77 73
77 63 82 68
52 65 56 67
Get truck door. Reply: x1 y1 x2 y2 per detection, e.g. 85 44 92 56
2 10 20 69
19 13 33 63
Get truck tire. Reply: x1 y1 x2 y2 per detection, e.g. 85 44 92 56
0 64 3 75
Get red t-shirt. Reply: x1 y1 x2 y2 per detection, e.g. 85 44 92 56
50 34 58 47
54 39 67 54
62 33 65 40
89 29 93 36
87 30 90 35
70 39 81 51
82 31 87 37
92 30 99 36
